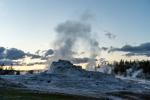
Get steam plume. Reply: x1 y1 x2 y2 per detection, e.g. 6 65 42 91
48 13 101 71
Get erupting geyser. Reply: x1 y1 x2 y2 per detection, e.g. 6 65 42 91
47 15 101 72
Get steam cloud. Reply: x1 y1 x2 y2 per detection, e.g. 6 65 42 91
105 31 116 39
54 20 91 59
71 57 97 64
48 14 101 71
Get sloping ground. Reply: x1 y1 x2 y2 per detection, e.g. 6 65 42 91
0 77 24 88
0 87 101 100
1 60 150 100
107 91 150 100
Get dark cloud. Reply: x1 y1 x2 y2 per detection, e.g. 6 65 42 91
26 53 42 59
110 42 150 57
0 47 5 59
0 47 27 60
44 49 54 56
125 53 137 57
35 50 41 55
0 47 54 66
0 47 5 53
0 59 14 66
105 31 116 39
5 48 25 60
25 49 54 59
101 47 108 51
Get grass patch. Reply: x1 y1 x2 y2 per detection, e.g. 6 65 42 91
107 91 150 100
0 87 102 100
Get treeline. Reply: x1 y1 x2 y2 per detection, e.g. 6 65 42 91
0 66 20 75
0 66 35 75
112 60 150 78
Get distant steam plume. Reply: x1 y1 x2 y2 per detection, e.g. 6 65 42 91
105 31 116 39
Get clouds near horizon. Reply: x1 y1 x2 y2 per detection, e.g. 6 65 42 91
110 42 150 57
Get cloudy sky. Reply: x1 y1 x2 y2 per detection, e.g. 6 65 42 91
0 0 150 62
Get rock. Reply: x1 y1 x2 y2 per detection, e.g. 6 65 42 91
48 60 84 76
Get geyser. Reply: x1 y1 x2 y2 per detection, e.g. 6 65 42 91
49 59 84 75
48 15 100 72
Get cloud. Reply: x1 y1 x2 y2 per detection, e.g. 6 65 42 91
35 50 41 55
101 47 108 51
105 31 116 39
0 47 5 53
0 47 54 65
29 49 54 59
0 59 14 66
44 49 54 56
109 42 150 57
0 47 26 60
5 48 25 60
26 53 41 59
0 47 5 59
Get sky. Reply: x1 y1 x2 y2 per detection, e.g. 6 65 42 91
0 0 150 61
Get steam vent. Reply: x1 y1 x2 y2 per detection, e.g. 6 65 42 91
48 59 116 79
49 60 84 75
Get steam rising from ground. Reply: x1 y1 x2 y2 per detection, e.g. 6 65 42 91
54 20 91 59
48 14 100 72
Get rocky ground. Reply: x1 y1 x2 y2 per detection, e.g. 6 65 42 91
1 60 150 100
